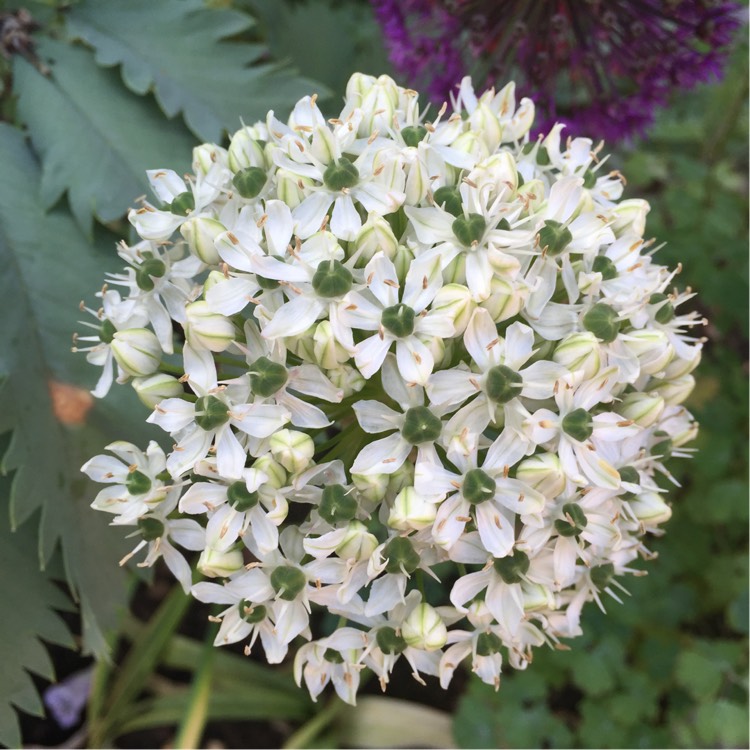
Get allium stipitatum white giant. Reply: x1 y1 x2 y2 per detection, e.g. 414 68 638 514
79 74 702 702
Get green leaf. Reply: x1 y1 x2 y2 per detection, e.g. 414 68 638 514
66 0 325 142
14 37 195 231
0 123 148 657
453 677 573 749
674 649 725 701
0 482 75 748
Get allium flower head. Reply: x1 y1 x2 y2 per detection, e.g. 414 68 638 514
372 0 743 140
81 72 703 704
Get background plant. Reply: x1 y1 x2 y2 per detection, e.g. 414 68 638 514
0 1 746 748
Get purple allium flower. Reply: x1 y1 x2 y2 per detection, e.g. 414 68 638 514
372 0 743 141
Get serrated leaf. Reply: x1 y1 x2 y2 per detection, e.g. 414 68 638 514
0 482 75 748
14 37 195 232
66 0 325 142
0 124 153 660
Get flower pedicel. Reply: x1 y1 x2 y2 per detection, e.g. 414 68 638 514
78 73 702 702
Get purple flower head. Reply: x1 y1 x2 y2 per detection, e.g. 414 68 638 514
372 0 743 141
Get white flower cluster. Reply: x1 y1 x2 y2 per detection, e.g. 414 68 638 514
78 73 702 703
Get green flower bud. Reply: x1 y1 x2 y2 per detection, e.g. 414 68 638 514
383 536 420 574
270 565 307 601
319 484 358 524
401 406 442 445
138 516 164 541
590 563 616 590
475 631 503 657
381 303 416 338
592 254 617 280
618 466 640 484
195 395 230 431
629 491 672 526
232 166 267 199
431 283 475 335
167 191 195 215
433 186 463 217
135 258 167 292
537 220 572 256
401 125 428 147
485 365 523 404
376 626 408 655
649 293 675 324
493 549 530 584
583 303 621 343
562 408 594 442
462 469 496 505
651 375 695 406
352 472 389 503
323 157 359 191
249 356 288 397
239 600 267 624
227 481 259 511
554 502 588 537
126 470 152 496
311 259 353 298
452 213 486 246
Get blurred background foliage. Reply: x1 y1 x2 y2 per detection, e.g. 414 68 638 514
0 0 746 747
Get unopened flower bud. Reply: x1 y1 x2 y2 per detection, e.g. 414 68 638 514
629 491 672 526
313 321 349 369
197 546 244 578
193 143 227 176
481 276 527 322
185 301 235 352
358 75 399 134
619 392 665 427
515 179 545 214
432 284 476 335
516 453 565 497
388 461 414 496
388 487 437 531
327 365 365 397
451 131 489 162
270 430 315 474
132 373 184 409
401 604 448 651
522 582 553 611
180 216 226 265
392 244 414 284
622 330 674 375
228 126 266 172
352 472 389 503
252 456 287 489
355 213 398 265
663 346 702 379
610 199 650 237
554 332 601 378
276 169 312 209
111 329 161 377
336 521 378 561
651 375 695 406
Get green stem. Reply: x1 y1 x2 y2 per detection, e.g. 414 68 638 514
283 697 344 750
159 362 184 375
173 623 216 749
416 569 426 600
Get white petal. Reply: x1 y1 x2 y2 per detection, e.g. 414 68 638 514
354 334 392 380
293 191 334 239
350 433 411 475
262 295 323 339
352 400 402 434
330 194 362 241
396 337 434 386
